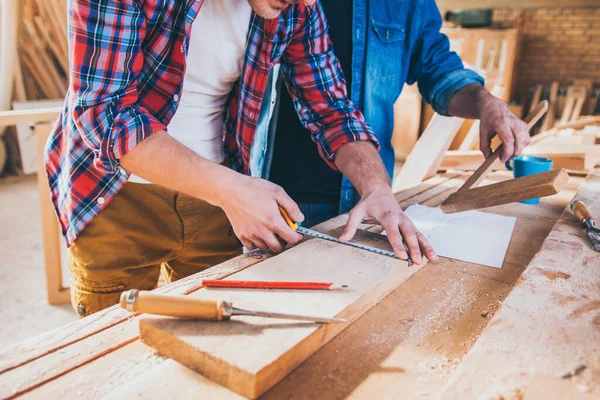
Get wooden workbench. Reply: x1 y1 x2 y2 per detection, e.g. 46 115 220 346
0 169 596 399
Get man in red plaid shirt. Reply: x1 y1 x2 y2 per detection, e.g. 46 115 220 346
46 0 437 317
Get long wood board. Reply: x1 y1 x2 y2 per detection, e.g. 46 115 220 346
440 170 600 398
140 230 420 399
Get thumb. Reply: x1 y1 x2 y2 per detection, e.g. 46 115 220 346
339 209 363 243
277 192 304 223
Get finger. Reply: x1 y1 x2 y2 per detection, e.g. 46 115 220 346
241 239 256 251
512 122 530 156
380 218 409 261
479 125 492 158
416 231 438 262
495 122 515 162
398 216 422 265
250 238 269 252
276 191 304 223
273 220 303 246
261 232 284 253
339 208 364 243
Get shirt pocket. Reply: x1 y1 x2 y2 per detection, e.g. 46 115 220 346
368 20 406 82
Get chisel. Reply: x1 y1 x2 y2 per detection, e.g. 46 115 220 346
570 200 600 252
120 289 345 323
279 207 413 265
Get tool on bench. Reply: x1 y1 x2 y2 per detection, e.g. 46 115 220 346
120 289 346 323
441 101 569 213
202 280 348 290
279 207 413 265
570 200 600 252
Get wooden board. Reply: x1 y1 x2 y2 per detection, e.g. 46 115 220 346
392 114 464 192
441 168 569 213
440 170 600 398
140 231 420 399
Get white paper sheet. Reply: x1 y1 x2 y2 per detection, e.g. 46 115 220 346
385 205 516 268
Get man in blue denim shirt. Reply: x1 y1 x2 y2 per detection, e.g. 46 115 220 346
262 0 528 239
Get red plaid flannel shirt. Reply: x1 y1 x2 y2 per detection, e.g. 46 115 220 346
45 0 377 246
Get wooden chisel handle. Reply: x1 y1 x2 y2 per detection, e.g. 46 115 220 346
571 200 594 223
119 289 231 320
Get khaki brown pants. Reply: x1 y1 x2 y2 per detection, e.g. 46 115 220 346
68 182 242 317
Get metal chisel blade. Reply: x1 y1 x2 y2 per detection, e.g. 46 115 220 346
296 226 413 266
586 228 600 252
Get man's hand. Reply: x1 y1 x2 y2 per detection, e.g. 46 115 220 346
120 130 303 253
219 176 304 253
478 95 529 162
338 186 437 265
334 141 438 265
447 84 530 162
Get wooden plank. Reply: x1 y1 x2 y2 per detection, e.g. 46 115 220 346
555 116 600 131
440 171 600 398
540 81 559 132
34 124 69 305
0 107 61 128
392 114 464 192
528 84 543 115
140 231 420 399
441 168 569 214
440 150 594 172
437 0 599 8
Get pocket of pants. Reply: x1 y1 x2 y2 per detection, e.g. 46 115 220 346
70 274 129 294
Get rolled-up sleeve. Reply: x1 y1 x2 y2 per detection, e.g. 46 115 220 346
407 0 485 116
279 2 379 170
70 0 166 173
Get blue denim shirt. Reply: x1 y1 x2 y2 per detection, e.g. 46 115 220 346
251 0 484 214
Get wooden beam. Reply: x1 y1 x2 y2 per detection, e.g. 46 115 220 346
392 114 464 192
0 107 62 127
35 124 70 304
437 0 599 9
440 168 569 214
140 230 419 399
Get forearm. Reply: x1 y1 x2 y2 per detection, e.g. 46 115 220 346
120 130 240 207
334 141 390 196
446 83 496 120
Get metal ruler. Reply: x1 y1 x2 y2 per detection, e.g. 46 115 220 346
296 226 413 266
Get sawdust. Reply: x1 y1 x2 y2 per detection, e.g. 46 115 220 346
407 280 478 342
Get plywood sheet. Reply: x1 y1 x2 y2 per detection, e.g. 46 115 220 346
140 232 420 399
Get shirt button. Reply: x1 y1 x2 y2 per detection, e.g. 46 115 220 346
97 197 105 205
173 94 179 102
181 44 185 53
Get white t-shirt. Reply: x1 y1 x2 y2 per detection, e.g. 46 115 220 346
129 0 252 183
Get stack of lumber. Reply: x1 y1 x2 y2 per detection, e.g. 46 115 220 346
0 0 67 174
16 0 69 101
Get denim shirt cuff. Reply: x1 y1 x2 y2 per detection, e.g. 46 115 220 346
430 69 485 116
